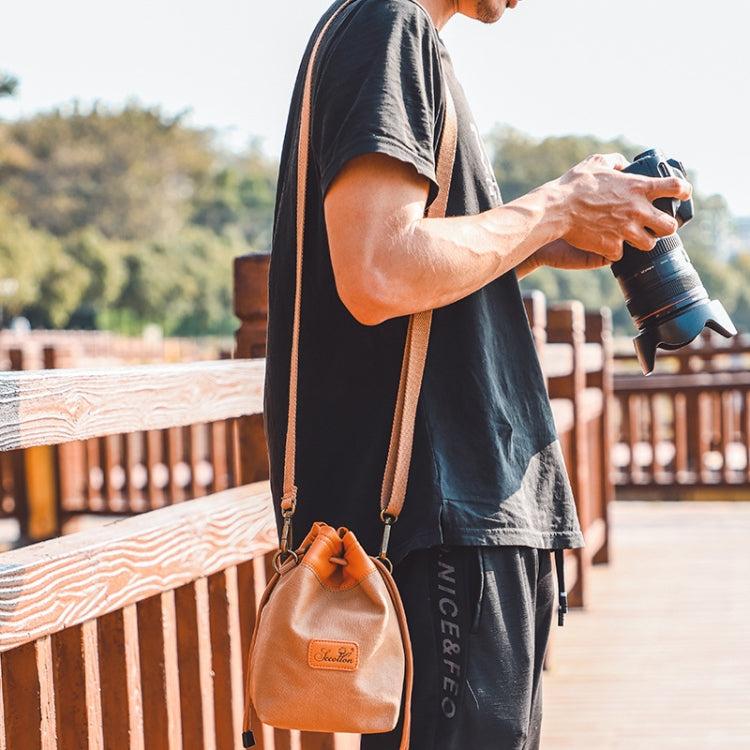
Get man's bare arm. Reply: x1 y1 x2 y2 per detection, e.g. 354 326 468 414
324 152 690 325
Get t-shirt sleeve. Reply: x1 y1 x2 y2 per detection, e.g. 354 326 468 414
313 0 444 201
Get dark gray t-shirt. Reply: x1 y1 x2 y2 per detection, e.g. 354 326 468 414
265 0 584 564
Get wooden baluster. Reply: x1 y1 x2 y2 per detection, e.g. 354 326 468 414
698 392 712 483
98 605 146 750
165 428 181 505
237 555 278 750
208 567 245 750
138 591 183 749
647 393 658 483
674 392 689 483
614 391 632 485
0 655 6 749
3 642 44 748
174 579 216 748
210 420 231 493
50 622 104 749
684 389 702 483
522 290 548 365
12 348 59 541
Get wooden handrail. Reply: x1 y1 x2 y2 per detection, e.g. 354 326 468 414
0 482 276 654
0 359 265 450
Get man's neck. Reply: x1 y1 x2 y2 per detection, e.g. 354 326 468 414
414 0 457 31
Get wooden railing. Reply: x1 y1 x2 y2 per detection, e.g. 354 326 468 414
1 483 276 749
0 256 271 545
0 356 361 749
613 370 750 500
0 357 250 544
0 258 615 748
0 328 228 370
612 329 750 499
0 359 264 748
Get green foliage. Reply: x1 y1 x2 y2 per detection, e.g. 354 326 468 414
0 104 278 335
112 227 245 336
191 144 277 250
1 104 215 239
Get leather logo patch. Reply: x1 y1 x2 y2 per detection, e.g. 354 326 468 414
308 640 359 671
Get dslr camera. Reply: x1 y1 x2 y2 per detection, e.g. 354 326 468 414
610 148 736 374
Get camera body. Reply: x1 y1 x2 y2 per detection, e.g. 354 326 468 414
610 148 736 374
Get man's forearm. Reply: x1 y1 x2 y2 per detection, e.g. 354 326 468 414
325 152 689 325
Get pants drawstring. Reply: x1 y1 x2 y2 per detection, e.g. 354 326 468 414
554 549 568 627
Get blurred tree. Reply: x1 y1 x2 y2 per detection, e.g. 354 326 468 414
0 206 88 327
486 127 638 204
0 104 214 239
191 141 276 250
0 103 279 335
111 226 246 336
0 72 19 99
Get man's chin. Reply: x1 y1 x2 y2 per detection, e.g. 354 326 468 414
475 0 508 24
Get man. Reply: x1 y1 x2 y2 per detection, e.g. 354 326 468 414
264 0 690 747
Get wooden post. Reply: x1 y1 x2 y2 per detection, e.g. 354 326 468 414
234 253 271 360
11 347 59 541
234 253 271 484
5 349 30 544
547 302 590 607
585 308 614 565
523 290 548 359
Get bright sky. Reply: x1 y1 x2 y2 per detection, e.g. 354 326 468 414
2 0 748 215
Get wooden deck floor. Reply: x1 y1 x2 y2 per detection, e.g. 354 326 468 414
541 500 750 749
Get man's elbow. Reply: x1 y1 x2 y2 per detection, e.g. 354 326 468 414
335 272 398 326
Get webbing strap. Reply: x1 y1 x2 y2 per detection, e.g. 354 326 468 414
281 0 457 526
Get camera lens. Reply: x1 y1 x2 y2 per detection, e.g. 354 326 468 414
610 149 736 374
612 234 704 328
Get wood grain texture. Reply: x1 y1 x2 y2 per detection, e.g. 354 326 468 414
83 619 104 750
0 359 265 450
52 625 89 750
0 482 277 652
161 590 184 750
122 603 146 750
37 636 56 750
542 501 750 749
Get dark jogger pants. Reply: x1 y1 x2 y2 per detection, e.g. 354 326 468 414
361 546 555 750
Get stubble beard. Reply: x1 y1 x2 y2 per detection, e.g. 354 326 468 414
475 0 505 24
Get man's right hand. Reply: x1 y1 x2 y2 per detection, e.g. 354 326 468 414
552 153 692 263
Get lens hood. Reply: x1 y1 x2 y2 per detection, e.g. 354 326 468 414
633 298 737 374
